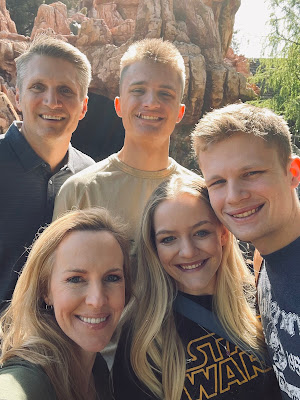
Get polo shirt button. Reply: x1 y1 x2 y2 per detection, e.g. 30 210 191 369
49 179 53 185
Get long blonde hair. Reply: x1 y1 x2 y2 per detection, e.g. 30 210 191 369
129 175 266 400
0 208 132 400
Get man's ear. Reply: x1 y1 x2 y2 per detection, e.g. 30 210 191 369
176 104 185 124
79 96 88 121
114 97 122 117
15 88 22 112
289 156 300 188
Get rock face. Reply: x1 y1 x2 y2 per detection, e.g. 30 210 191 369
31 2 71 39
75 0 251 124
0 0 16 33
0 91 19 133
0 0 257 167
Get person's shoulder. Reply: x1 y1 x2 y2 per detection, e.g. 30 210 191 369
69 146 95 171
169 158 202 178
62 153 120 187
0 358 56 400
0 124 16 146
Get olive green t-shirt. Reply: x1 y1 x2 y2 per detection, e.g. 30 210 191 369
0 358 56 400
0 354 113 399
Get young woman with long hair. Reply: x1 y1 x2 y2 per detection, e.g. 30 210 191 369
0 208 132 400
113 175 280 400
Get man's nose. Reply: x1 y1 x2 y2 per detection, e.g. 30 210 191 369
42 88 62 108
143 90 160 109
226 180 250 204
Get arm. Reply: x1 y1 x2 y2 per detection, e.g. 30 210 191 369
0 363 56 400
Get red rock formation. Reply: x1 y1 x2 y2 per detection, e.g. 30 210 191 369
225 47 260 96
0 0 17 33
0 91 19 133
225 47 251 76
76 18 112 46
0 0 259 167
94 2 135 45
31 2 71 39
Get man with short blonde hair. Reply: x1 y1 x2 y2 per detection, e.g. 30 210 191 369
0 37 94 306
54 38 195 249
192 103 300 398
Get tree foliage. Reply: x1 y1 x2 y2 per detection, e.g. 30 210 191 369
250 0 300 136
6 0 80 36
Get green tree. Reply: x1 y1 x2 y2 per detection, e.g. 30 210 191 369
6 0 80 36
250 0 300 136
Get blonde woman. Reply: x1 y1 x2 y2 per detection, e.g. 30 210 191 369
0 208 132 400
113 175 280 400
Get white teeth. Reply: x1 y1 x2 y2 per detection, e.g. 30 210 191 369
180 261 204 270
137 113 160 120
41 115 63 120
233 207 260 218
78 316 107 324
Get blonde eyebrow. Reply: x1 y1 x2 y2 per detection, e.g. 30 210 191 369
64 267 123 274
155 220 213 237
129 81 177 91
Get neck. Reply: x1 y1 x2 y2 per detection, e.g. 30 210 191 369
118 139 170 171
21 124 70 172
255 197 300 255
78 350 97 398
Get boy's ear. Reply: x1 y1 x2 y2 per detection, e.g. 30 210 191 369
289 157 300 188
114 97 121 117
176 104 185 123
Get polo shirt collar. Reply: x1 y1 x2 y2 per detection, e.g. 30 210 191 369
65 143 76 174
7 122 75 174
7 122 45 172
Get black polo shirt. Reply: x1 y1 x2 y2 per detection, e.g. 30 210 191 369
0 123 95 305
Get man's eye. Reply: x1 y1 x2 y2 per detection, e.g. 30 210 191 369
160 91 172 97
160 236 176 244
245 171 263 177
105 275 122 283
30 84 44 91
131 88 144 94
209 179 225 187
60 87 73 95
67 276 83 284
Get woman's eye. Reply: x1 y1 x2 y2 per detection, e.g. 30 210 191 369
67 276 83 284
195 230 209 238
105 274 122 283
160 236 176 244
